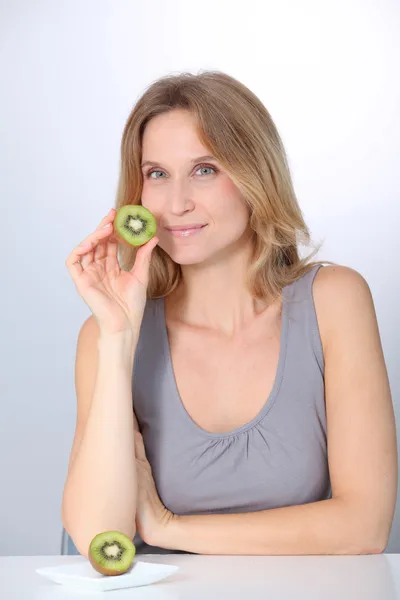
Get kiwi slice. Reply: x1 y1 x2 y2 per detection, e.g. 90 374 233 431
115 205 157 247
88 531 136 576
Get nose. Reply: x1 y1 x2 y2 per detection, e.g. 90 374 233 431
167 180 195 215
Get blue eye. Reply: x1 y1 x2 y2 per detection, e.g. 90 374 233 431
195 165 216 176
146 163 217 179
147 170 164 179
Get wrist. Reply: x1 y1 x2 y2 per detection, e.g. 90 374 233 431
98 327 138 343
97 329 138 364
157 513 182 551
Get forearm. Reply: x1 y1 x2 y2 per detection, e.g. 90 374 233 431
164 497 382 556
62 331 138 556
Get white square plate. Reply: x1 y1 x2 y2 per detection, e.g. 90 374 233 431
36 559 180 592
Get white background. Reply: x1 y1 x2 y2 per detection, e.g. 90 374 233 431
1 0 399 555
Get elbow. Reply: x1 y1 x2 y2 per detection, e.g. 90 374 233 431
338 497 393 555
350 520 391 555
62 521 137 560
359 531 389 555
62 518 137 559
339 533 387 556
358 540 387 555
61 499 137 559
359 511 394 555
63 528 90 559
61 508 90 559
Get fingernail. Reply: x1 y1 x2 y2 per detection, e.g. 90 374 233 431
102 223 112 228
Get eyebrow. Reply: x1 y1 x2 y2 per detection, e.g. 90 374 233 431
141 155 217 168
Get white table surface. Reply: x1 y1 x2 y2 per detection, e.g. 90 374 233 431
1 554 400 599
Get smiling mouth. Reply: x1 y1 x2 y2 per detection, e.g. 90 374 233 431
165 224 208 237
165 224 206 230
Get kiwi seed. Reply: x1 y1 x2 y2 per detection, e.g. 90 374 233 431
88 531 136 576
114 205 157 247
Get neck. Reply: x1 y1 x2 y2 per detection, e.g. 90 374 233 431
167 240 276 337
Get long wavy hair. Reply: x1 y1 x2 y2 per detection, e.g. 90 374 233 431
115 70 332 302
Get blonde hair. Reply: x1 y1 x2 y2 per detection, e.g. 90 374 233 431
115 70 332 302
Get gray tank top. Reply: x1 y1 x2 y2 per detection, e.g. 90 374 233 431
132 263 331 554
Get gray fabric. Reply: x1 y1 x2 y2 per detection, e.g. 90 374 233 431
132 263 331 554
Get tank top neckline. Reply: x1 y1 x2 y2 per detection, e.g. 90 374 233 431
155 284 293 440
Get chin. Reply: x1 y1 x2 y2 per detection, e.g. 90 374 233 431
159 242 210 266
168 250 210 266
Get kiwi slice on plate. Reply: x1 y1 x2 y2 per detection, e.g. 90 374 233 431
88 531 136 576
115 205 157 247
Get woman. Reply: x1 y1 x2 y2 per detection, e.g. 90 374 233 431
62 71 397 557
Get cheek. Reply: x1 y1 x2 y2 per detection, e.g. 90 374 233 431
140 191 163 221
214 188 250 231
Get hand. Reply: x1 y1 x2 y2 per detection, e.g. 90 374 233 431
134 431 175 548
65 208 159 336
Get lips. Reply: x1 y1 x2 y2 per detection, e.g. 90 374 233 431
165 224 208 238
165 224 206 231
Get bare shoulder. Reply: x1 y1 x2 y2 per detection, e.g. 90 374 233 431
311 264 377 354
313 263 371 294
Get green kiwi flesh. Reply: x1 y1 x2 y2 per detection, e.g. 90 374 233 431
115 205 157 247
88 531 136 576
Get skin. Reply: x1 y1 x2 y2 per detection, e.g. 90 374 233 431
133 109 398 555
141 109 271 334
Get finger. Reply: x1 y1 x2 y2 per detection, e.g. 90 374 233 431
100 236 120 275
96 226 120 270
94 211 118 263
66 253 84 282
81 246 94 269
106 235 119 264
66 217 115 279
94 227 111 262
66 242 94 281
130 236 159 284
133 411 140 432
134 431 146 460
78 222 114 250
79 224 114 269
96 208 116 230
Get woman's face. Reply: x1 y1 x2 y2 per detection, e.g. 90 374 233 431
140 109 251 266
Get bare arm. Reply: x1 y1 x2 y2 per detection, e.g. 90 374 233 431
158 266 398 555
61 316 139 558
